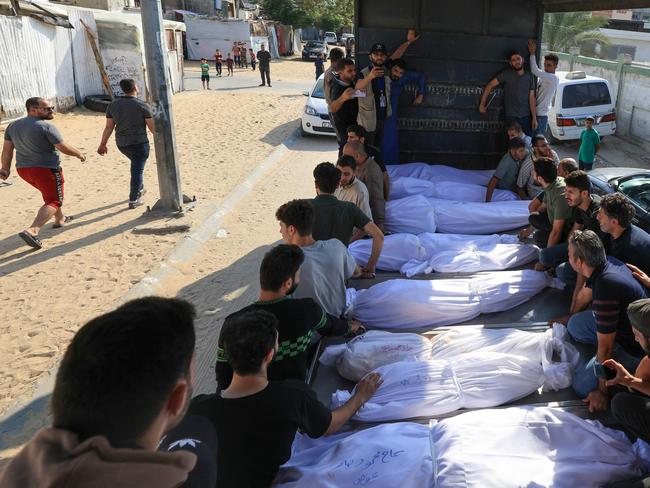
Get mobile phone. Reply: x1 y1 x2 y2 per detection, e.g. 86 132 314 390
593 362 616 380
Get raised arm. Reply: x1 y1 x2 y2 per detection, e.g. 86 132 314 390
527 39 546 78
479 78 500 113
389 29 420 60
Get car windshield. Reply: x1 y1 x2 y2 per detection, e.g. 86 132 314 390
562 82 611 109
311 79 325 99
305 42 323 49
618 175 650 213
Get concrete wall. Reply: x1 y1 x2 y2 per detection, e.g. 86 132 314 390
600 28 650 63
555 52 650 144
54 0 125 12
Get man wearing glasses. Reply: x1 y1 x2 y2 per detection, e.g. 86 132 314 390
1 97 85 249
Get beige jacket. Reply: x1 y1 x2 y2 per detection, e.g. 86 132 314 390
0 428 196 488
356 66 392 132
356 157 385 226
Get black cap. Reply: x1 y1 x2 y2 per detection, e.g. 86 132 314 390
370 43 387 54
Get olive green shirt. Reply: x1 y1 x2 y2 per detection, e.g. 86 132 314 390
545 177 573 225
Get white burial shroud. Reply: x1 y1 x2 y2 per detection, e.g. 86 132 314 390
274 407 650 488
390 176 519 202
348 232 538 275
386 162 494 186
319 325 577 385
384 195 531 235
346 270 562 329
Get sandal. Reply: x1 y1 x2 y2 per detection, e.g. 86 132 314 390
53 215 74 229
18 231 43 249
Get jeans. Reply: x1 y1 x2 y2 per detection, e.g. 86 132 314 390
506 115 533 137
215 63 222 75
251 61 256 70
611 391 650 444
366 117 385 148
118 142 150 202
260 66 271 85
567 310 643 397
535 115 548 136
539 241 568 269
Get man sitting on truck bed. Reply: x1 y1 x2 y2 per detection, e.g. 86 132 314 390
485 137 528 202
479 50 536 137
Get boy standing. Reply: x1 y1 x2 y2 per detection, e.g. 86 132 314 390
315 52 325 79
200 58 210 89
226 54 234 76
249 48 256 70
578 116 601 171
214 49 223 77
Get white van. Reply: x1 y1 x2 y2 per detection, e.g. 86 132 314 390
547 71 616 141
324 32 338 45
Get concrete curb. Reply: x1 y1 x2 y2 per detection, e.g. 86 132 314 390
0 128 299 445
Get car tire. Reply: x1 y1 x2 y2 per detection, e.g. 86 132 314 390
545 125 559 145
83 94 112 113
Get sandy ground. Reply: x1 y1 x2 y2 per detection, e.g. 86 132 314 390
0 57 316 431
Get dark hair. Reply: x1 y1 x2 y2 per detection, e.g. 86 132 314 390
346 124 366 139
25 97 43 111
507 137 526 150
564 170 590 193
119 79 136 93
52 297 196 446
559 158 578 174
337 155 357 170
391 58 407 70
545 54 559 65
509 50 522 60
221 310 277 375
275 199 314 236
600 193 635 228
260 244 304 291
533 157 557 184
329 47 344 62
506 121 523 133
532 134 547 146
336 57 355 72
569 230 606 268
314 162 341 194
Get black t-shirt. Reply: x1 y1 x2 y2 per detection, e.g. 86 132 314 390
310 194 371 245
605 224 650 274
366 144 386 172
257 50 271 68
216 382 331 487
216 297 348 389
330 78 358 134
573 194 603 237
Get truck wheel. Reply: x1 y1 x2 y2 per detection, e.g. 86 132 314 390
83 95 112 113
545 126 558 144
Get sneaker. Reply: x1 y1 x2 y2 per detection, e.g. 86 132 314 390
259 83 266 86
128 199 144 209
268 84 272 87
138 186 147 198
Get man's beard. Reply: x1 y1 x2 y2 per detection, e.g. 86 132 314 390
286 282 298 296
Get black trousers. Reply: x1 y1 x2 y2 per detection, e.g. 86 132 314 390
260 66 271 85
612 391 650 444
365 117 385 149
529 210 552 248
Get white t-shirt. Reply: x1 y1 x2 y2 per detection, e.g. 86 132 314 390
293 239 356 317
530 54 559 116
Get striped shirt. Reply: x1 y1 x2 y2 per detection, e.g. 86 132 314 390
587 257 647 356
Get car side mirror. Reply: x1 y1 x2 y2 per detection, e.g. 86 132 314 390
302 90 309 96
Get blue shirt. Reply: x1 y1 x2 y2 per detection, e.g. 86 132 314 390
605 224 650 275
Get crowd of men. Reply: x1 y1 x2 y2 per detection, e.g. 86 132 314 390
3 32 650 488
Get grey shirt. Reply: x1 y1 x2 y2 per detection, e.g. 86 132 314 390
4 116 63 169
496 69 535 118
293 239 357 317
105 96 153 147
494 152 522 191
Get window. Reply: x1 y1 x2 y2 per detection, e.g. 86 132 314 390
618 175 650 213
561 83 611 109
311 79 325 99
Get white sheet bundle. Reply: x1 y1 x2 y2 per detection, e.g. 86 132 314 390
384 195 531 235
274 407 650 488
346 270 562 330
386 163 494 186
348 232 538 276
390 177 518 202
320 325 576 385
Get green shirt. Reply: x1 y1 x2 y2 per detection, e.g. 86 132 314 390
310 194 371 246
578 128 600 163
201 63 210 74
545 177 573 225
494 152 522 191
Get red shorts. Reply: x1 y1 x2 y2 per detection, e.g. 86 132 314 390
17 166 64 208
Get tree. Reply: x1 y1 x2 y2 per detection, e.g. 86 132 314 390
542 12 610 54
259 0 313 26
260 0 353 30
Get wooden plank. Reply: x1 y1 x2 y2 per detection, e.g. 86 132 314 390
80 19 113 98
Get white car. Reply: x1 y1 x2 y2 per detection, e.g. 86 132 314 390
301 74 336 137
547 71 616 141
324 32 338 45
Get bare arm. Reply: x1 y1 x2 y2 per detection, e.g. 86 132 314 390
605 357 650 396
569 273 591 314
485 176 498 202
355 67 381 91
325 373 382 435
479 78 500 113
1 140 14 179
145 118 154 133
389 29 419 60
54 142 85 162
97 118 116 155
546 219 565 248
361 221 384 273
529 90 537 128
329 88 354 113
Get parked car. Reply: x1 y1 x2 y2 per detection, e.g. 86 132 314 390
324 32 338 45
588 167 650 233
339 33 354 47
300 74 336 137
302 41 328 61
547 71 616 142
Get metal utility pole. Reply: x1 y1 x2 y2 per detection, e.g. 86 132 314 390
140 0 183 211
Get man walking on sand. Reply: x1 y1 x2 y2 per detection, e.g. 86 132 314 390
1 97 86 250
257 43 272 87
97 79 154 209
